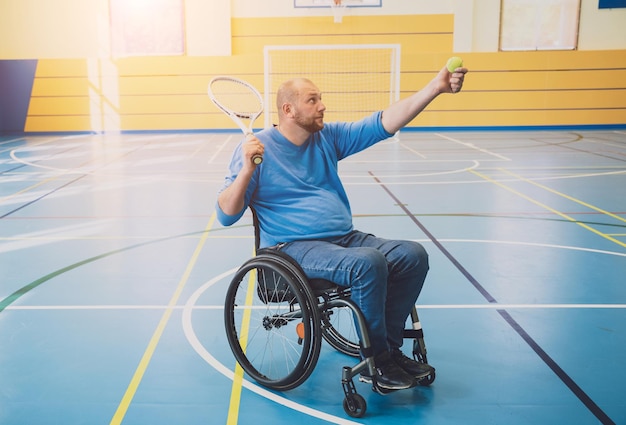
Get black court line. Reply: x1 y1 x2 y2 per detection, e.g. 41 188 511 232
0 140 153 219
0 142 95 218
0 163 29 174
369 171 616 425
0 174 88 219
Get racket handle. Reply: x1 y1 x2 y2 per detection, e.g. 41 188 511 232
244 132 263 165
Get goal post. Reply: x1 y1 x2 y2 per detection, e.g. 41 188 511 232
263 44 401 129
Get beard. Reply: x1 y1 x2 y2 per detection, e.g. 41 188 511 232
293 111 324 133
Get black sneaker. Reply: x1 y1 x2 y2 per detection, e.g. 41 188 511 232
390 349 435 380
359 351 417 390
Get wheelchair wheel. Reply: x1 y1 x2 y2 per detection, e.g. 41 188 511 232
224 255 322 391
320 303 361 358
343 393 367 418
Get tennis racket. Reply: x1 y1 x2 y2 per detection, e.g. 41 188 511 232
208 76 264 165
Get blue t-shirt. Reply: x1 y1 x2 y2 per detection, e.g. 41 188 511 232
216 111 393 248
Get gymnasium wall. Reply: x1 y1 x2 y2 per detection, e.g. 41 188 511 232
0 1 625 133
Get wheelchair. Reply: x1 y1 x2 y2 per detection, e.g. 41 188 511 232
223 209 435 418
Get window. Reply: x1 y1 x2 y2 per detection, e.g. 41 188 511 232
500 0 580 51
110 0 184 57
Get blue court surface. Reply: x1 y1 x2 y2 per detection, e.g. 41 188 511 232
1 130 625 424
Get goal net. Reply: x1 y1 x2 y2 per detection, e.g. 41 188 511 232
263 44 400 128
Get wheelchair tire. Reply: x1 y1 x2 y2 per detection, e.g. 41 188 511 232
343 393 367 418
224 255 322 391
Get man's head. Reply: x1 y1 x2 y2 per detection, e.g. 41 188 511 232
276 78 326 134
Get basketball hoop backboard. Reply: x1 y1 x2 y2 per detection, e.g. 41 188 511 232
294 0 381 23
293 0 382 8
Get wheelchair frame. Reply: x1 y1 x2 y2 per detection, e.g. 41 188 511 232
223 209 434 418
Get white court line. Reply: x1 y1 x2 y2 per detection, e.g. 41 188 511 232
353 168 626 185
5 304 626 311
5 241 624 312
5 239 623 422
8 134 186 176
10 148 106 175
5 303 626 311
420 304 626 309
0 136 29 148
435 133 512 161
8 147 215 182
340 160 480 179
180 268 364 425
432 238 626 258
399 141 427 158
207 134 236 164
585 138 626 150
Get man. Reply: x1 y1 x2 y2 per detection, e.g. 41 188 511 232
217 64 467 390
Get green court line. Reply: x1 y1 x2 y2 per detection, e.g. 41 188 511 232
4 208 623 315
0 225 248 314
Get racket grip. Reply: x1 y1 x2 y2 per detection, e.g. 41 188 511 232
252 155 263 165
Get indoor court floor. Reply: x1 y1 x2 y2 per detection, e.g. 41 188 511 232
0 129 625 425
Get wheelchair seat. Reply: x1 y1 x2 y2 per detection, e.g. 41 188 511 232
256 246 345 297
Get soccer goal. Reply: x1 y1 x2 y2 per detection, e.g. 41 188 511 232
263 44 401 128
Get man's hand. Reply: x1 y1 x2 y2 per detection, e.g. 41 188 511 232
435 65 468 95
242 135 264 168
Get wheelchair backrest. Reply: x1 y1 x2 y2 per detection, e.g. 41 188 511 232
250 207 299 304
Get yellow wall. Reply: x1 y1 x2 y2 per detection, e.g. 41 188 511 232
22 13 626 132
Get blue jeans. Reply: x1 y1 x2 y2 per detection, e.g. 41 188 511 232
279 230 429 357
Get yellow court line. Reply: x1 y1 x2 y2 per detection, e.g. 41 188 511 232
470 170 626 249
226 254 257 425
499 168 626 225
109 212 216 425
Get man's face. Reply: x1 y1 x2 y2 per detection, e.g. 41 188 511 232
292 82 326 133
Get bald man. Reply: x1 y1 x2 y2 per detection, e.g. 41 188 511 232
218 65 467 390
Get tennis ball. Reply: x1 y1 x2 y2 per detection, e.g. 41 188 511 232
446 56 463 73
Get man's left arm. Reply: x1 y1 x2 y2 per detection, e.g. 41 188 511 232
381 66 467 134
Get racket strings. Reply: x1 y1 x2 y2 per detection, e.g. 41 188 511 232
210 79 263 118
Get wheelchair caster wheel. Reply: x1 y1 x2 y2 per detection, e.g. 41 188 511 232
343 393 367 418
418 370 436 386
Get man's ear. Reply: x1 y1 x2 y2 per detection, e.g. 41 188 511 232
281 102 292 117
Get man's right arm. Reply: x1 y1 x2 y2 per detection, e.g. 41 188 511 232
216 136 261 225
217 165 254 217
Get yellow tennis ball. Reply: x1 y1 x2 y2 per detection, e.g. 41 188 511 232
446 56 463 73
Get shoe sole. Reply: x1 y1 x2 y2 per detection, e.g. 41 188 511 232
412 370 432 380
358 375 415 391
